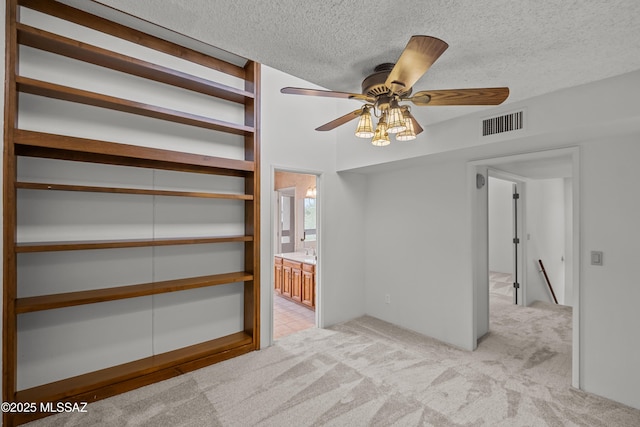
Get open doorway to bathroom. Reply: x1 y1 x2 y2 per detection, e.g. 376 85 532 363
273 171 318 339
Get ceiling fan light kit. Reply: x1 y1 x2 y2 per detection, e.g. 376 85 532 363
355 106 375 138
281 35 509 147
371 115 391 147
396 109 417 141
386 99 407 134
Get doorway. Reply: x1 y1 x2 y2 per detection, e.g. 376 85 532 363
273 170 319 340
471 147 580 388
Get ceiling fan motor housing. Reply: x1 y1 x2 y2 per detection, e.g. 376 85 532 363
361 63 412 104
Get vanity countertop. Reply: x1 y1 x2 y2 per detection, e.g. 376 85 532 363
275 252 317 265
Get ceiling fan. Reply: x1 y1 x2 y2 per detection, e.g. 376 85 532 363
281 35 509 146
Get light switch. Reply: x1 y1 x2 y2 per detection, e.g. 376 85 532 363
591 251 603 266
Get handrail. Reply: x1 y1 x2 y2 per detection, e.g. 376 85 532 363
538 259 559 304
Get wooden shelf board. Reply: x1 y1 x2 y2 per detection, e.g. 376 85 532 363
16 331 253 403
18 0 248 80
16 76 254 136
12 342 255 426
16 181 253 200
17 24 254 104
13 342 255 426
16 271 253 313
16 235 253 253
14 130 254 175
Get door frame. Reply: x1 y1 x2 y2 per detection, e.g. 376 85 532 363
468 146 581 389
268 166 323 346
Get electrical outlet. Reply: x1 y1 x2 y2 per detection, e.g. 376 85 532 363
591 251 603 266
384 294 391 304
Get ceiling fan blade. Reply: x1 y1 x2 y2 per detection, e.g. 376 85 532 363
315 109 363 131
410 87 510 106
404 92 431 105
385 36 449 94
281 87 374 102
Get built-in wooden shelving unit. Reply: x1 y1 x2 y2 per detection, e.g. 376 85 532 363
14 130 255 176
15 331 254 404
16 182 254 200
15 235 254 253
3 0 260 425
16 271 254 314
17 76 254 135
16 23 254 104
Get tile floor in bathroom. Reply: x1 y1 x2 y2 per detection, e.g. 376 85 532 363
273 294 315 339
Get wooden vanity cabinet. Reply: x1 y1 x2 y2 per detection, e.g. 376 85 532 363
291 262 303 303
282 260 292 298
274 257 283 294
275 257 315 310
283 259 302 302
302 263 315 308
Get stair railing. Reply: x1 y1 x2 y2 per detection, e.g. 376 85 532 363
538 259 559 304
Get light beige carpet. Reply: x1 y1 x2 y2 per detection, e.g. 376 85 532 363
26 282 640 426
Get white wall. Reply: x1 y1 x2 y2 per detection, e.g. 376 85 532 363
488 177 514 274
349 70 640 409
364 158 474 350
525 178 566 305
361 130 640 408
564 177 574 305
580 135 640 409
472 166 489 341
260 66 367 343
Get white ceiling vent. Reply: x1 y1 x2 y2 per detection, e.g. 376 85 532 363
482 110 524 137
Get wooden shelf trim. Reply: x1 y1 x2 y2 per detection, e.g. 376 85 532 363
16 331 253 403
17 24 254 104
16 181 253 200
18 0 248 79
16 271 253 313
14 130 254 175
16 235 253 253
16 76 254 136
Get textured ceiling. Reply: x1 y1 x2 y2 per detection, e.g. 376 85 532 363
74 0 640 126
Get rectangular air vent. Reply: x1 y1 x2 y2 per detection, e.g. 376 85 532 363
482 110 524 136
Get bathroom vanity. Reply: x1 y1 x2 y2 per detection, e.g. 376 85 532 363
274 253 316 310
